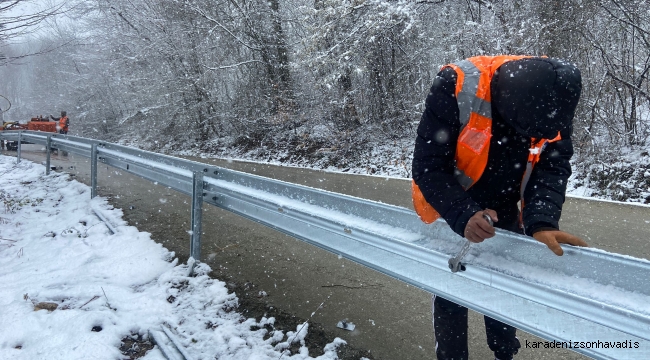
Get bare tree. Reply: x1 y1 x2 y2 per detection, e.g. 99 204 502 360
0 0 66 65
578 0 650 146
3 0 649 188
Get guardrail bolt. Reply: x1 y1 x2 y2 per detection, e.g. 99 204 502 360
213 170 218 175
203 168 208 172
212 196 217 201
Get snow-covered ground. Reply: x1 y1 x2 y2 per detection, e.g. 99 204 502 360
168 133 650 205
0 155 346 360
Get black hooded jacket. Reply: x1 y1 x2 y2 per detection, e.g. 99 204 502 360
412 57 581 236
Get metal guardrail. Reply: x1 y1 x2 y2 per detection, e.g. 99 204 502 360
2 131 650 359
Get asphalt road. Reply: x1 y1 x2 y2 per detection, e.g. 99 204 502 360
5 145 650 360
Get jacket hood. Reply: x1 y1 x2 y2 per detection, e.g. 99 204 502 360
491 58 582 139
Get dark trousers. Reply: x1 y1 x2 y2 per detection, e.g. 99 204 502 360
433 296 521 360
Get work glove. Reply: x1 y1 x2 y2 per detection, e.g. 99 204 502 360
464 209 498 243
532 230 588 256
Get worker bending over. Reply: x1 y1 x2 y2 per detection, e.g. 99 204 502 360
411 56 588 360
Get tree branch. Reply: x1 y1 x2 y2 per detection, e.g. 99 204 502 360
606 70 650 103
204 60 264 71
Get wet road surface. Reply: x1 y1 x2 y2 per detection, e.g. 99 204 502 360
6 145 650 359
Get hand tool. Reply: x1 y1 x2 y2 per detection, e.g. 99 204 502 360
448 213 493 273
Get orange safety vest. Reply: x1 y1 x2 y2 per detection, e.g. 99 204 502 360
59 116 69 132
412 55 561 227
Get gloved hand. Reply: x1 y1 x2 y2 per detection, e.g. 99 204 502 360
532 230 588 256
464 209 498 243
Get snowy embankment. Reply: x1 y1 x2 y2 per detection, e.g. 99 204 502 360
0 155 345 360
168 132 650 204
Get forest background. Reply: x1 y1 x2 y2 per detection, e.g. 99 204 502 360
2 0 650 202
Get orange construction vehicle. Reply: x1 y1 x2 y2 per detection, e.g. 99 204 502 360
1 116 58 151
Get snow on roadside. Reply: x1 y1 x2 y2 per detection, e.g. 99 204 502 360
0 155 345 360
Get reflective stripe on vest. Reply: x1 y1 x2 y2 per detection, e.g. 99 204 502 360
452 59 492 128
448 59 491 189
518 134 561 230
446 56 531 189
412 55 559 226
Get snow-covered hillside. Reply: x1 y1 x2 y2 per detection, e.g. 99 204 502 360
0 155 346 360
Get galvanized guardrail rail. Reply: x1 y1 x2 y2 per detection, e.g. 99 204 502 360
2 131 650 359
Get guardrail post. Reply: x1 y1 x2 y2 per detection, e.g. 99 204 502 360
16 132 22 164
91 144 98 198
45 135 52 175
190 171 204 269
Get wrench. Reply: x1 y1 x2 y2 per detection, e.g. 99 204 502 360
448 213 493 273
